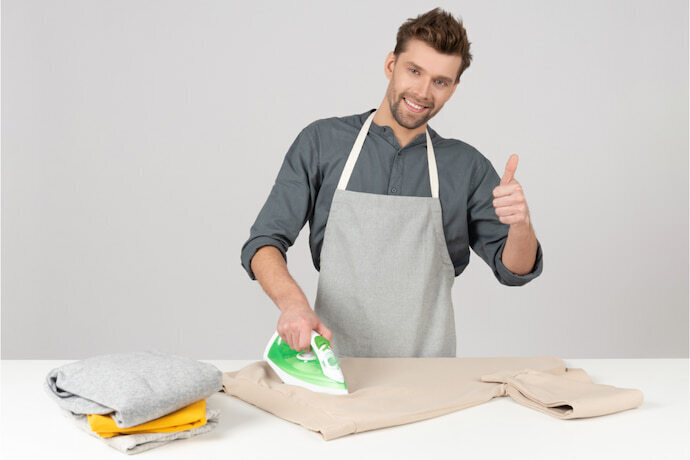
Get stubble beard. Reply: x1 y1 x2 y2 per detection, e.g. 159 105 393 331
388 89 435 130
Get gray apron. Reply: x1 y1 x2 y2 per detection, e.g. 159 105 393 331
313 110 456 357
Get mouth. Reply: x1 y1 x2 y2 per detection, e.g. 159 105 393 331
402 97 429 113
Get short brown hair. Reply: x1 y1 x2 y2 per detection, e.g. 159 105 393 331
393 8 473 83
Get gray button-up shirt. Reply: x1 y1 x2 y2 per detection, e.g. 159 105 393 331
241 108 543 285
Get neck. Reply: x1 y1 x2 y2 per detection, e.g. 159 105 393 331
372 99 427 149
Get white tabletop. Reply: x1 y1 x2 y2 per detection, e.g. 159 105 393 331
1 359 688 459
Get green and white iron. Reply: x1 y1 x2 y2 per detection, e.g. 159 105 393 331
263 330 348 395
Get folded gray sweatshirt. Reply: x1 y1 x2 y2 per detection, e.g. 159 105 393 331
44 350 223 428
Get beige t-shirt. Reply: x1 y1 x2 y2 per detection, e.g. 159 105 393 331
222 356 643 440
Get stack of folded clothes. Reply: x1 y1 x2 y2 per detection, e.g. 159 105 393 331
44 350 223 455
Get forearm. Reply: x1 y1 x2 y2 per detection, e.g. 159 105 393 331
250 246 310 312
501 220 538 275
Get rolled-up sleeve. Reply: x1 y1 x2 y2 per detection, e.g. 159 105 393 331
240 124 319 280
467 155 543 286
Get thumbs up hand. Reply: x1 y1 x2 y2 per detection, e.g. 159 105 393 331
492 154 530 227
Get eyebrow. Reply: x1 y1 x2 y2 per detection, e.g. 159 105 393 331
405 60 454 83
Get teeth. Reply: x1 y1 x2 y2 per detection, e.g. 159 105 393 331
405 98 424 110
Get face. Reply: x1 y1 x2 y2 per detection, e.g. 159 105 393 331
384 39 461 130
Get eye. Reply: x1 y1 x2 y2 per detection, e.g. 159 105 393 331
409 68 420 75
435 80 447 87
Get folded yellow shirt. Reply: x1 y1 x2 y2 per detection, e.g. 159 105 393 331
87 399 206 438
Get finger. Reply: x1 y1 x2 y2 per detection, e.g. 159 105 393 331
493 193 525 208
498 214 525 225
493 196 515 208
500 154 519 185
492 182 522 198
494 204 523 217
286 331 296 351
315 323 333 343
297 328 310 352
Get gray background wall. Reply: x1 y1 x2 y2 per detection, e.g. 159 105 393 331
2 0 687 359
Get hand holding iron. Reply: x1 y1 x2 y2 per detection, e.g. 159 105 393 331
277 303 333 352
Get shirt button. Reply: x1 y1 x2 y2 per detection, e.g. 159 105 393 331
391 188 397 193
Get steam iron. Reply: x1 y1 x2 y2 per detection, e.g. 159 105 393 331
263 330 348 395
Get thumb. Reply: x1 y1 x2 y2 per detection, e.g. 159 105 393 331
314 322 333 344
500 154 519 185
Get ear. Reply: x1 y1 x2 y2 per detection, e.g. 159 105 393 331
384 51 396 80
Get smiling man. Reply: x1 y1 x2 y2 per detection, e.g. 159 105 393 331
241 8 543 358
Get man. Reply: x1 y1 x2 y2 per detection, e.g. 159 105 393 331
241 8 543 357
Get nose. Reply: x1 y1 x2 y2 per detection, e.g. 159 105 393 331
413 78 433 105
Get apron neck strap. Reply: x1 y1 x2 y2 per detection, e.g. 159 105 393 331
336 110 439 198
